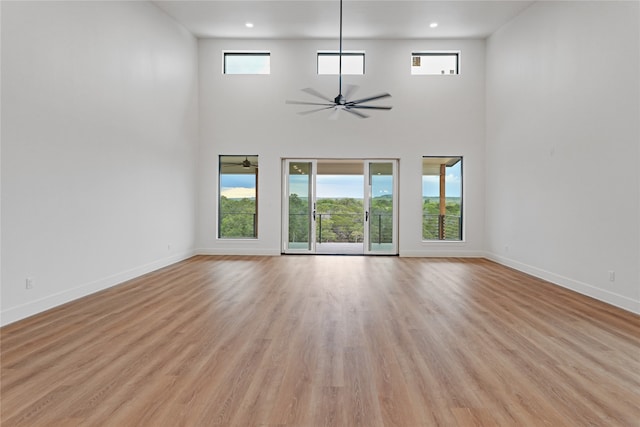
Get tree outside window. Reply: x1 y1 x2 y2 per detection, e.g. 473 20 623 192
219 155 258 238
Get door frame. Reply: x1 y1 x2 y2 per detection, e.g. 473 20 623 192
282 159 317 254
364 159 399 255
282 158 398 255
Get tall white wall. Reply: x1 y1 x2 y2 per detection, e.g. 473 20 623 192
197 38 486 257
1 1 199 325
486 1 640 313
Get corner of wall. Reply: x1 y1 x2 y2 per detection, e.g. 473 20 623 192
1 250 197 327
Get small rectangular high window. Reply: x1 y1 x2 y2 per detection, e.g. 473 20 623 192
317 51 365 75
411 52 459 75
223 52 270 74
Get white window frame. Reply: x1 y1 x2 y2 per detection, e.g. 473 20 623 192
218 155 259 239
421 156 464 242
222 50 271 75
317 50 365 75
411 51 460 75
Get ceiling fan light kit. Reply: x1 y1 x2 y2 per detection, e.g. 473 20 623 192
286 0 392 119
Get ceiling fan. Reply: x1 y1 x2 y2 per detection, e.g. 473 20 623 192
286 0 392 119
221 156 258 169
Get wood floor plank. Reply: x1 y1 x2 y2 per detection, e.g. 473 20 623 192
2 255 639 426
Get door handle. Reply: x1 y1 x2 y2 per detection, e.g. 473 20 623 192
313 210 316 221
365 211 369 221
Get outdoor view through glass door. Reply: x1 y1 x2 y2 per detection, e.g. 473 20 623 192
284 160 316 253
364 161 397 254
282 159 397 255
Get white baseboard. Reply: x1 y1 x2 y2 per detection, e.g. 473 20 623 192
400 249 486 258
485 252 640 315
4 250 636 327
195 248 281 256
0 250 196 327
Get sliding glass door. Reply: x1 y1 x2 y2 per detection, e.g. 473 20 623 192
364 160 398 255
283 159 397 255
283 160 316 253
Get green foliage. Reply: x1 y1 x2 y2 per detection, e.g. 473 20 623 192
288 196 395 244
288 193 310 243
219 196 257 238
219 195 461 242
422 198 462 240
316 198 365 243
369 197 393 244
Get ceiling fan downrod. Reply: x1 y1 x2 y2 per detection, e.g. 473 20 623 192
338 0 343 99
285 0 392 119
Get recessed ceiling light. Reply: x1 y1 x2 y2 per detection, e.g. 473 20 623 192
245 22 254 28
430 22 438 28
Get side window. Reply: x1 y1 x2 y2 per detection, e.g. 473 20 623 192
219 155 258 238
223 52 270 74
317 51 365 75
422 157 462 241
411 52 459 75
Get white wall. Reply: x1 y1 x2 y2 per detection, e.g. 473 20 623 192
197 38 486 257
486 1 640 313
1 1 199 325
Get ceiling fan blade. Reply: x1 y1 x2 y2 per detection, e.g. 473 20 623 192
347 93 392 105
298 106 336 116
222 163 257 167
286 100 335 106
343 84 359 101
344 108 369 119
348 104 393 110
301 88 334 103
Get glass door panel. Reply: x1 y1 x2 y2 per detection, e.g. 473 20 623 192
364 160 398 255
283 160 316 253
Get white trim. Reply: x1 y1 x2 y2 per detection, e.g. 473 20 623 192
400 250 485 258
317 50 365 75
221 50 271 75
486 252 640 315
411 50 461 75
4 250 636 327
0 250 196 327
282 159 317 254
317 50 366 54
364 159 399 255
196 248 281 257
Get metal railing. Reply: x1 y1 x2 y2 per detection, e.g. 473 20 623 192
288 212 392 244
221 211 458 242
365 213 393 244
423 214 461 240
316 213 363 243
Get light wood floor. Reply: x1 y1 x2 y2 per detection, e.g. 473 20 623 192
1 256 639 426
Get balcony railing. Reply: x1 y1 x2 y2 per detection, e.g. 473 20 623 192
288 212 392 244
423 214 461 240
364 213 393 244
316 213 363 243
222 211 460 242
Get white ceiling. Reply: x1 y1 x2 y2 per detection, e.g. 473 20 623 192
153 1 535 40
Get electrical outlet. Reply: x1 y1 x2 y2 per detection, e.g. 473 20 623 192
26 277 34 289
608 271 615 282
